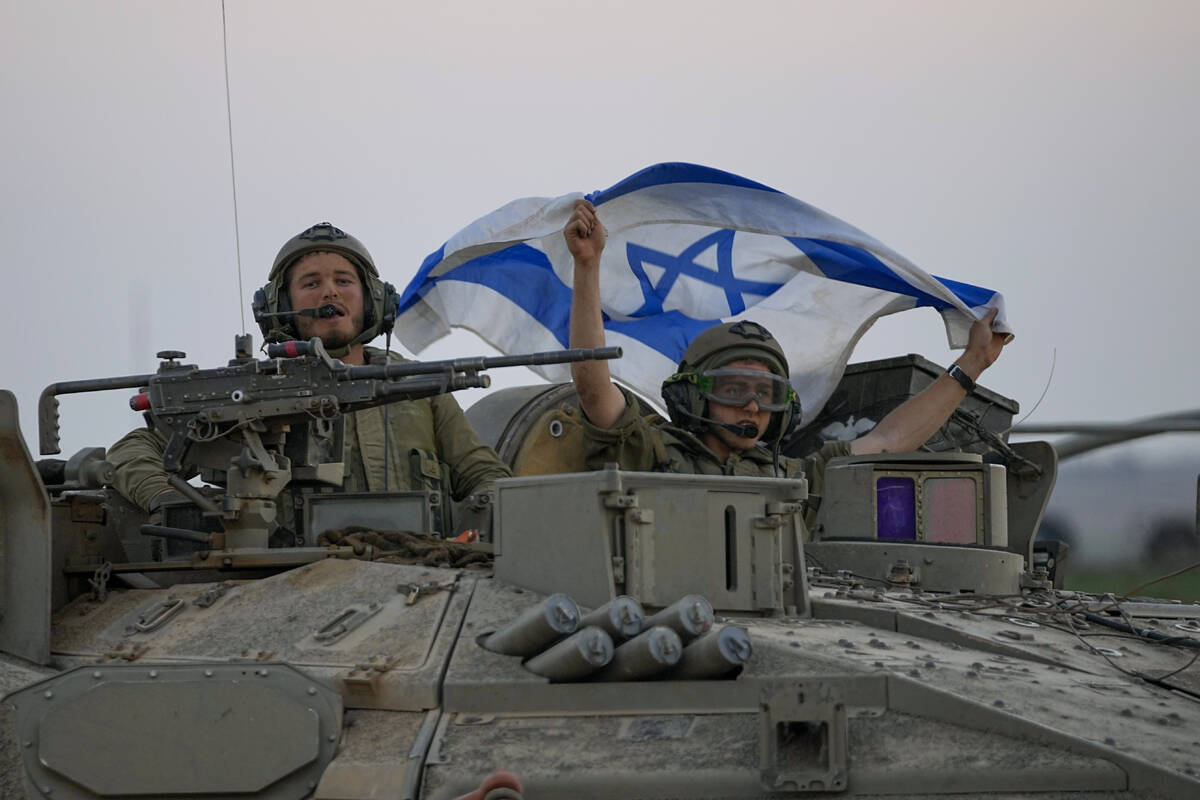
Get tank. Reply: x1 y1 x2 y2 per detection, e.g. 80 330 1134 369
3 336 1199 800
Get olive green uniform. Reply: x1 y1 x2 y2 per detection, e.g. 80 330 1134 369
108 346 511 533
581 388 851 519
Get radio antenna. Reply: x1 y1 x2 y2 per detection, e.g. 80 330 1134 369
221 0 247 334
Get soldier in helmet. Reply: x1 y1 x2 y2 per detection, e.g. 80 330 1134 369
109 222 511 537
564 200 1008 490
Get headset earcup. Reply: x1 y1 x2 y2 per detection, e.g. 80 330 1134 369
763 396 802 445
251 287 271 338
661 380 705 433
776 397 803 444
380 281 398 334
274 281 296 339
253 282 295 340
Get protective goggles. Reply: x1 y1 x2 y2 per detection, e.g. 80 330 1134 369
693 368 796 412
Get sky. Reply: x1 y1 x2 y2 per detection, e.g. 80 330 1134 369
2 0 1198 468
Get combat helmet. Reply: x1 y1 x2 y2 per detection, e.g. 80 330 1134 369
661 320 801 444
252 222 397 348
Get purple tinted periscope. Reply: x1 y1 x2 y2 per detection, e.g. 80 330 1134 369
877 477 917 540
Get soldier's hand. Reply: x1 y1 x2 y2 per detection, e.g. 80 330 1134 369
564 199 606 266
965 307 1008 371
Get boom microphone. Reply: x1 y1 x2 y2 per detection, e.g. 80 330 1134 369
723 421 760 438
255 303 339 321
676 406 759 439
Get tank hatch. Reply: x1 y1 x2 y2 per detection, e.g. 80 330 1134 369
7 662 341 798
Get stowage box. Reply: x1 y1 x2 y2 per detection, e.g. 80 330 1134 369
493 467 809 614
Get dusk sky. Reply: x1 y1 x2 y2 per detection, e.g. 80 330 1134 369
3 0 1197 465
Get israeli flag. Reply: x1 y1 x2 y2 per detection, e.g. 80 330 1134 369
396 163 1009 423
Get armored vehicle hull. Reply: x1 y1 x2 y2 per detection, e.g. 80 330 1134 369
3 357 1199 799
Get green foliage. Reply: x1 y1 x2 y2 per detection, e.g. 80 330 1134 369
1066 568 1200 603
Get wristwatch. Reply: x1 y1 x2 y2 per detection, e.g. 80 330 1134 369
946 364 976 393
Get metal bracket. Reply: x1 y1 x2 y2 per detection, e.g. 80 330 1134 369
1020 569 1054 590
313 602 382 644
124 595 186 636
341 653 402 699
603 493 639 509
99 642 148 662
611 555 626 584
397 577 456 605
88 561 112 603
759 681 848 793
195 581 236 608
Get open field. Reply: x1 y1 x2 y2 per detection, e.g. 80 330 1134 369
1065 565 1200 604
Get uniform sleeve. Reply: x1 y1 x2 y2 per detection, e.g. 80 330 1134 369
580 386 671 472
429 393 512 500
107 426 174 511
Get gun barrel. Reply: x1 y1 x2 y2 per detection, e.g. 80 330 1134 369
344 346 623 381
476 346 624 370
376 372 489 401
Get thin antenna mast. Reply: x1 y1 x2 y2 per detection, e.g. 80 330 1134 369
221 0 247 334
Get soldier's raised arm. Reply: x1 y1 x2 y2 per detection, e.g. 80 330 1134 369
851 307 1009 455
566 199 626 429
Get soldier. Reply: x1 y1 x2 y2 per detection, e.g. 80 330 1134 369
564 200 1008 496
109 222 511 536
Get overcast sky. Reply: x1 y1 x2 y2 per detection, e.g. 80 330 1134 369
2 0 1197 464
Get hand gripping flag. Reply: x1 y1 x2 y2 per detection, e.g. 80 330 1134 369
396 163 1010 424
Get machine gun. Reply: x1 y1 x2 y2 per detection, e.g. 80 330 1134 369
39 334 621 552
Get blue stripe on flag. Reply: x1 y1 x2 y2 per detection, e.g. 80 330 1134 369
605 311 717 366
587 162 781 206
931 274 995 309
787 238 993 311
404 244 572 347
398 244 447 313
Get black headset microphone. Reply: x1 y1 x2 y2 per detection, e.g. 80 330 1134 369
254 303 340 322
676 405 760 439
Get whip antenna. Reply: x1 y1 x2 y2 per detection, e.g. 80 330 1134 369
998 347 1056 436
221 0 247 334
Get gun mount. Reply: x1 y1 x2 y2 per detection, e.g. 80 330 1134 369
37 336 621 551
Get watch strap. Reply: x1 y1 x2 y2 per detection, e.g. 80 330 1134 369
947 364 976 393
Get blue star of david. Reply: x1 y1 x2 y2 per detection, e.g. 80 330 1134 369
625 229 784 317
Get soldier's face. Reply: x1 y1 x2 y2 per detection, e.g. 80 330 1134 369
287 252 365 349
706 359 774 451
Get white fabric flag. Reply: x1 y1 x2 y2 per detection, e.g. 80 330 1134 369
396 163 1009 423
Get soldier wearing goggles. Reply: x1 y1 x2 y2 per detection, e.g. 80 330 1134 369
562 199 1009 485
